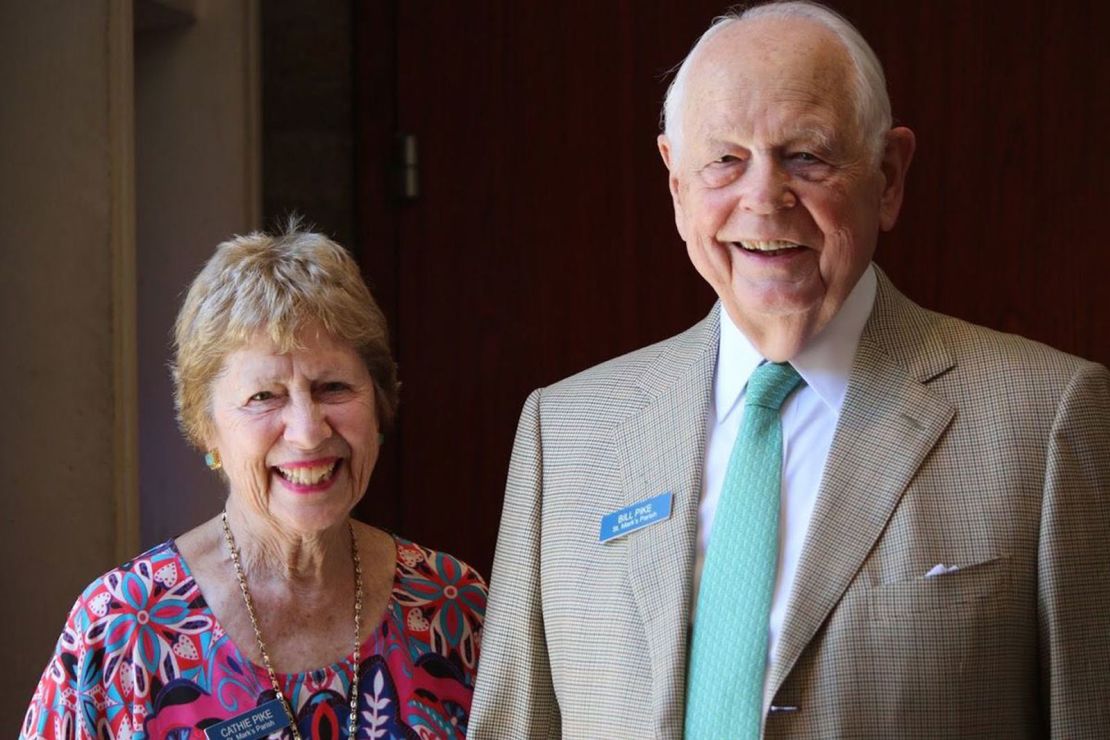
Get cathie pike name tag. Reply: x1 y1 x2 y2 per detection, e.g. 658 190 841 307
599 492 674 543
204 698 291 740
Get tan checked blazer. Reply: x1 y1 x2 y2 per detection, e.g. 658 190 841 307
469 269 1110 739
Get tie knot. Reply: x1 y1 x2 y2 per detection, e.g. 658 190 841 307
746 362 803 410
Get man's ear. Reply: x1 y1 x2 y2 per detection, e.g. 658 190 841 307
657 134 688 242
878 126 916 231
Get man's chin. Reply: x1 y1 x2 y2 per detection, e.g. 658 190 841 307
726 282 825 320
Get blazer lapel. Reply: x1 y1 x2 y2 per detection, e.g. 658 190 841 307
613 306 718 734
767 273 957 702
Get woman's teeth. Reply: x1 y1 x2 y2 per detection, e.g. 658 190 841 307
275 461 339 485
737 239 802 252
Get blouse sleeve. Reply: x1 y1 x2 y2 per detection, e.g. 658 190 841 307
21 592 92 739
20 574 141 740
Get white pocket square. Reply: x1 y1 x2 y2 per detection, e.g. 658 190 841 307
924 563 961 578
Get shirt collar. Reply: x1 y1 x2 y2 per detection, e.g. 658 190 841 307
715 264 877 422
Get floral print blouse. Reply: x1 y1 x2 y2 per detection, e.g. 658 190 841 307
21 536 487 739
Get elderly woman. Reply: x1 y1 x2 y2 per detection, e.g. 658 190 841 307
22 227 486 739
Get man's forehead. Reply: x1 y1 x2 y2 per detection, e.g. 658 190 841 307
680 17 858 144
691 17 852 97
691 81 846 120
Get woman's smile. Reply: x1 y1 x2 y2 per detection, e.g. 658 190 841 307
273 457 342 492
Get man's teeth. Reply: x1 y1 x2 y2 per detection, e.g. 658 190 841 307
276 461 338 485
738 239 802 252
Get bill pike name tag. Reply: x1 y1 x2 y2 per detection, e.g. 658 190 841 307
599 492 674 543
204 698 291 740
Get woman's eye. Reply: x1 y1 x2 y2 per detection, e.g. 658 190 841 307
713 155 739 165
789 151 821 163
320 381 350 394
248 391 274 402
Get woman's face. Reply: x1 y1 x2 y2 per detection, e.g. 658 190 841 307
206 327 380 535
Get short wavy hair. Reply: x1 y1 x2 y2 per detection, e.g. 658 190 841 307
172 223 400 450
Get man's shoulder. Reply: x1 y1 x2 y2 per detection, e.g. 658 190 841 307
915 304 1096 379
873 272 1103 386
539 307 717 406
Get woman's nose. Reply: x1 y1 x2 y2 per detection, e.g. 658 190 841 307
283 396 331 449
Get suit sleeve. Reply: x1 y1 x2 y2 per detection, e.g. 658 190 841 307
1038 361 1110 736
469 389 562 739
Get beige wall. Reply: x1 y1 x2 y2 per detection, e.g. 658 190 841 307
1 0 259 730
0 0 136 729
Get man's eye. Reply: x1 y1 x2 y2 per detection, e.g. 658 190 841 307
789 151 821 163
320 382 350 394
700 158 743 188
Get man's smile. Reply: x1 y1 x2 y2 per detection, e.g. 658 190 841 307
731 239 809 257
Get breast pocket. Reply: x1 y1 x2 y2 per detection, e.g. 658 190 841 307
866 555 1010 621
850 554 1030 736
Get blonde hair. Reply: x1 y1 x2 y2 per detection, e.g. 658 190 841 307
172 223 399 449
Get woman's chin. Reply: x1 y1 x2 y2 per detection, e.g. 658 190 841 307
267 481 356 534
270 505 352 536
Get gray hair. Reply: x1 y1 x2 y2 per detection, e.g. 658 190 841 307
661 1 892 163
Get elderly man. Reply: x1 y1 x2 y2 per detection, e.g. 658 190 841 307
470 2 1110 738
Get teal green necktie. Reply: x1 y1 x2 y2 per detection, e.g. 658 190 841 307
685 362 804 739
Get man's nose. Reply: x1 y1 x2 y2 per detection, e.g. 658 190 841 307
737 159 796 215
283 396 332 449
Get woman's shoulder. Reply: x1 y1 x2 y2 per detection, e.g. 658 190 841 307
393 536 488 603
24 541 214 738
55 540 212 666
70 540 196 623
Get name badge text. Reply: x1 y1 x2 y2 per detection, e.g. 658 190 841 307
599 492 674 543
204 698 292 740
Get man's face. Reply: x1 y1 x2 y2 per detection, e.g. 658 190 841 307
659 17 912 360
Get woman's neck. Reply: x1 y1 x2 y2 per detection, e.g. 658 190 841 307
222 500 353 586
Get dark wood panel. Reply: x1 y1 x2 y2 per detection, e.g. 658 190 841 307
352 0 403 533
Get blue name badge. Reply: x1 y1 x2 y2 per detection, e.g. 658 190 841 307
204 698 292 740
599 492 674 543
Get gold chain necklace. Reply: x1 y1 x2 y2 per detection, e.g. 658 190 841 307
220 511 363 739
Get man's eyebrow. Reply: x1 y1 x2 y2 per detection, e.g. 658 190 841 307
785 126 836 151
701 137 741 152
699 126 838 150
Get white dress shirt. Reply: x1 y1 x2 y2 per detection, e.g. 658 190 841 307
692 265 877 696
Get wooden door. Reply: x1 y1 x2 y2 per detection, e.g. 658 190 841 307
356 1 1110 576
